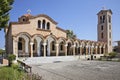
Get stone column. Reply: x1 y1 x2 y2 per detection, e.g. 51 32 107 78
43 42 47 57
13 37 18 60
86 46 88 55
103 46 106 54
73 44 75 56
45 22 47 30
88 46 90 55
95 46 98 54
30 42 34 57
99 46 101 54
56 44 59 56
91 46 94 55
41 21 42 29
80 45 82 55
37 41 40 56
65 44 67 56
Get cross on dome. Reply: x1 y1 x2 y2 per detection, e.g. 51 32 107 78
27 9 31 14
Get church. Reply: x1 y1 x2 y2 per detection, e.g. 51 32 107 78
5 9 113 59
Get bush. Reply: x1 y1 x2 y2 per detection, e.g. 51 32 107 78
8 54 16 66
0 66 24 80
108 52 117 59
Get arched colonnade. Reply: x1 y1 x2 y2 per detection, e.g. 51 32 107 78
12 32 106 58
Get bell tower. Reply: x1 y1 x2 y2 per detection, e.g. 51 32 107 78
97 9 113 53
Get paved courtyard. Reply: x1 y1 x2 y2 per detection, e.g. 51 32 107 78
31 61 120 80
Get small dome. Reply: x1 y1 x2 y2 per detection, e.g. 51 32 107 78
23 14 32 18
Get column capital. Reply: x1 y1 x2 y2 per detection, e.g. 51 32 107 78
56 43 59 46
13 37 18 42
43 42 47 46
86 45 88 48
103 46 105 48
30 42 34 45
65 44 68 47
80 45 82 47
72 44 76 47
95 46 98 48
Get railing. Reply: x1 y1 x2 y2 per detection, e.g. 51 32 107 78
17 60 32 73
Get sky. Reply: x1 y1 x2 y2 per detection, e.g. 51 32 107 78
0 0 120 49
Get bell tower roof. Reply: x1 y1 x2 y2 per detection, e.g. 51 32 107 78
97 9 112 15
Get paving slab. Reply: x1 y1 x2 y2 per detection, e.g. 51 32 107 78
31 61 120 80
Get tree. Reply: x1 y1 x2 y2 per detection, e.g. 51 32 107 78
0 0 14 30
0 49 5 57
66 30 76 39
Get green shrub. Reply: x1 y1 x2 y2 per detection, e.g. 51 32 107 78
108 52 117 59
8 54 16 66
0 66 24 80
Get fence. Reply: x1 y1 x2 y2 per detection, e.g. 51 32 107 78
17 60 32 73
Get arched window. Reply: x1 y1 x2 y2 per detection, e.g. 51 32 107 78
101 32 104 39
109 32 111 39
42 20 46 29
108 15 111 23
103 15 105 23
38 20 41 28
18 38 23 50
47 22 50 30
109 25 111 30
101 25 103 30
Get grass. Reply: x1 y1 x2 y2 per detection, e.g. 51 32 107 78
0 64 25 80
0 64 43 80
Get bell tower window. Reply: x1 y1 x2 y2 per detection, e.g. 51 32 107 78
101 32 104 39
103 15 105 23
101 25 103 30
108 15 111 23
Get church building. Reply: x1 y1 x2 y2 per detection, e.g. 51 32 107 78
5 9 113 59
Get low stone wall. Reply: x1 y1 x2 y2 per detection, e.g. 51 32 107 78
0 58 8 65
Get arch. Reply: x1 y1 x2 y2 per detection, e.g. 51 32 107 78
47 22 50 30
32 34 44 41
66 39 74 45
67 42 72 55
42 19 46 29
16 32 31 40
18 37 25 57
58 37 66 44
45 35 57 42
17 33 31 57
32 34 44 57
58 37 66 56
74 40 80 55
45 35 57 56
38 20 41 28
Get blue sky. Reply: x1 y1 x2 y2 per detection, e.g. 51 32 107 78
0 0 120 49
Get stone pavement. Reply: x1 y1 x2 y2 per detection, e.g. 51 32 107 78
30 61 120 80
